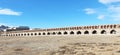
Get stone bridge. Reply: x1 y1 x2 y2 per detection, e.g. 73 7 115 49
0 24 120 37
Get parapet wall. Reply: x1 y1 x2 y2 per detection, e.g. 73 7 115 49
0 24 120 37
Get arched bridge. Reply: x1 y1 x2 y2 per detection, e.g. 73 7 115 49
0 24 120 37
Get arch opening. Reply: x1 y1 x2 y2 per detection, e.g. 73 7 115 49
47 32 50 35
101 30 106 34
92 30 97 34
21 34 23 36
27 33 29 36
34 33 37 35
43 33 46 35
77 31 81 34
24 34 26 36
84 31 89 34
110 30 116 34
58 32 62 35
70 31 74 35
15 34 17 36
64 31 68 35
31 33 33 36
53 32 56 35
38 33 41 35
18 34 20 36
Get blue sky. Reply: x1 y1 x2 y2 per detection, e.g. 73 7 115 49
0 0 120 28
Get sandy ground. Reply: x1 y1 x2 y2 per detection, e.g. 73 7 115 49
0 35 120 55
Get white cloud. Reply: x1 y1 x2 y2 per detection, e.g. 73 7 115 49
99 0 120 4
84 0 120 21
108 5 120 13
0 8 22 16
98 15 105 20
107 5 120 21
84 8 96 14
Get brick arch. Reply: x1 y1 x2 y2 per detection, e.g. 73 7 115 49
110 30 116 34
101 30 106 34
86 26 89 29
89 26 92 29
92 30 97 34
95 26 98 29
77 31 81 34
64 31 68 35
84 30 89 34
101 26 103 29
107 25 109 28
76 27 79 30
58 32 62 35
114 25 117 28
1 24 120 37
34 33 37 35
24 33 26 36
84 26 87 29
38 33 41 35
110 25 113 28
92 26 94 29
6 34 8 36
104 25 107 29
52 32 56 35
31 33 33 36
21 34 23 36
27 33 30 36
47 32 50 35
18 34 20 36
42 32 46 35
70 31 74 35
15 34 17 36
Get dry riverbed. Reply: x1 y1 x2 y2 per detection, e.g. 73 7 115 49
0 35 120 55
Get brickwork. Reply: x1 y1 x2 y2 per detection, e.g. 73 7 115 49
0 24 120 37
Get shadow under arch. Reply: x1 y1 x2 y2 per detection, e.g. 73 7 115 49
77 31 81 34
34 33 37 35
110 30 116 34
43 32 46 35
38 33 41 35
92 30 97 34
70 31 74 35
84 30 89 34
101 30 106 34
64 31 68 35
58 32 62 35
47 32 50 35
52 32 56 35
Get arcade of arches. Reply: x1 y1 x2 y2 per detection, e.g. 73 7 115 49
0 24 120 37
